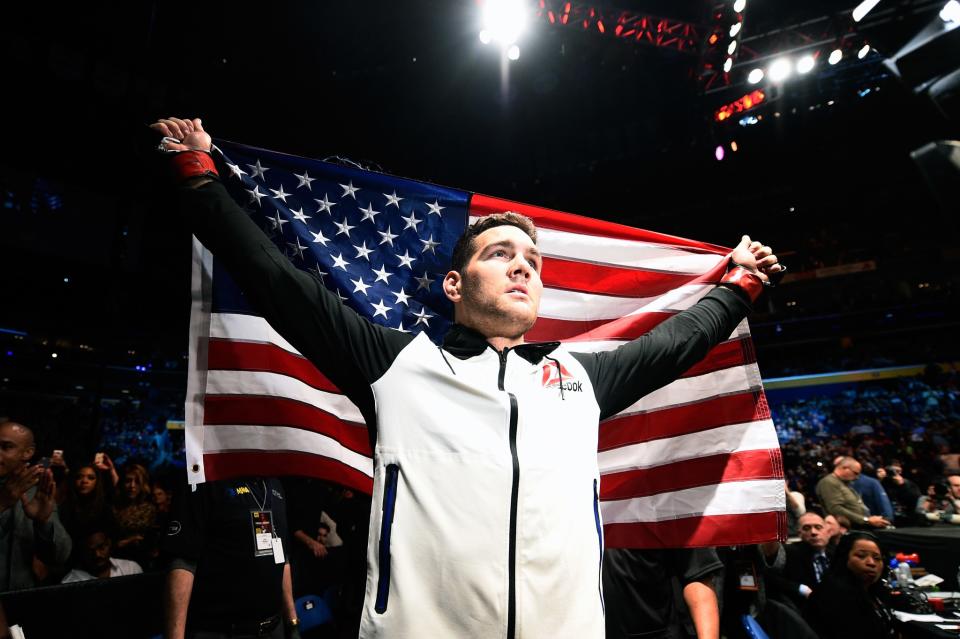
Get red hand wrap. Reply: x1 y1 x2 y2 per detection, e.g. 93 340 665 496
170 151 218 181
721 266 764 303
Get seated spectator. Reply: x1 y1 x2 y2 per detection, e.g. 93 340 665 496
61 528 142 583
59 464 115 541
916 478 960 524
850 462 894 522
806 532 897 639
768 512 835 612
815 457 890 529
112 463 158 568
0 420 72 590
882 463 922 526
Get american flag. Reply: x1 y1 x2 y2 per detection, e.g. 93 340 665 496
185 140 786 548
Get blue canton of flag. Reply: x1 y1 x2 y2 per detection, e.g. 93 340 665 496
211 140 470 341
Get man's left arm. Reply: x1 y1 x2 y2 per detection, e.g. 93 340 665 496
684 579 720 639
282 563 300 639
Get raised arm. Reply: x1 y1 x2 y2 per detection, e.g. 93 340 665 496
150 117 413 412
572 236 781 419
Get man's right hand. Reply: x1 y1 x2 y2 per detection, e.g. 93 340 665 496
149 117 212 153
0 464 41 511
867 515 890 528
307 538 328 559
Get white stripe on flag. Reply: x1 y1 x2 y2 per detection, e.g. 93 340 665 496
203 424 373 476
538 284 713 321
597 419 780 474
210 313 302 356
205 370 364 423
600 478 786 522
616 362 763 416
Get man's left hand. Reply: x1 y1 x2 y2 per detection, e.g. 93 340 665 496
730 235 783 283
21 468 55 524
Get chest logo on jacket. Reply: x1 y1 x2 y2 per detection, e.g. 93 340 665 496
541 361 582 393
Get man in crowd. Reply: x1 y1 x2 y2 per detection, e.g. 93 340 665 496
850 462 894 523
150 116 781 639
816 457 890 529
881 462 922 525
767 512 835 612
0 420 72 590
61 527 143 583
162 478 299 639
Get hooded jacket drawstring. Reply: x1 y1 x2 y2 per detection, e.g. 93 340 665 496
545 354 565 401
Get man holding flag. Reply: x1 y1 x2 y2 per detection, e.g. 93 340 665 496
151 116 782 639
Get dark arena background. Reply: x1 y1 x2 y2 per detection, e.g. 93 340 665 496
1 1 959 638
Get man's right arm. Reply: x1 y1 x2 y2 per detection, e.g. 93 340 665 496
164 565 195 639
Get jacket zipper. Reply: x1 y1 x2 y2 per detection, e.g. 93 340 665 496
593 479 605 614
375 463 400 614
498 349 520 639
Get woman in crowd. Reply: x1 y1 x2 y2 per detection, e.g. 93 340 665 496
807 532 899 639
59 464 115 541
112 463 158 569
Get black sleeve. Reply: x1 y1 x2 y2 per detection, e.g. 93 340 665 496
669 547 724 585
177 179 414 411
161 482 208 563
571 286 752 420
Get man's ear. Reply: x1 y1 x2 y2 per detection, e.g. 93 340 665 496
443 270 463 304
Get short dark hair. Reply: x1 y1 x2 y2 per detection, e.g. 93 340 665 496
449 212 537 276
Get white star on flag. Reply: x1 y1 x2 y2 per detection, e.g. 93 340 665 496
269 185 290 202
353 241 374 261
372 265 393 284
247 159 269 180
287 237 307 259
393 288 412 306
426 200 444 216
246 186 267 206
371 299 391 318
291 207 311 224
378 227 399 246
420 235 440 254
294 170 315 190
310 229 330 246
340 181 359 199
334 218 356 237
401 212 422 233
414 272 435 291
359 203 380 224
384 191 403 207
412 307 433 327
396 250 416 269
331 252 350 271
227 162 247 179
315 195 336 214
351 277 371 296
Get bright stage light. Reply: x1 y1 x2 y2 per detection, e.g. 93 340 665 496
858 44 871 59
727 40 738 55
797 55 816 74
733 0 747 13
715 145 725 161
768 58 792 82
747 68 764 84
479 30 492 45
941 0 960 24
482 0 528 45
507 44 520 60
730 22 742 37
724 57 734 72
828 49 843 65
852 0 882 22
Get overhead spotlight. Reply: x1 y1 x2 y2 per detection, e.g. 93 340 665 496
731 141 739 152
730 22 742 37
733 0 747 13
828 48 843 65
724 57 734 72
507 44 520 60
852 0 883 22
727 40 738 55
715 145 726 161
747 68 764 83
479 30 492 45
482 0 527 45
768 58 793 82
797 55 816 74
941 0 960 24
858 44 871 59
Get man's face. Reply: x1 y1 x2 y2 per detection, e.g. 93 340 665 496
836 462 861 482
798 514 829 549
0 423 34 479
948 475 960 500
451 225 543 339
317 527 329 545
81 532 112 574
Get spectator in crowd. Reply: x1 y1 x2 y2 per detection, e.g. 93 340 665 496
881 463 923 526
849 462 894 522
59 464 115 542
806 532 897 639
767 512 835 612
784 481 806 537
604 547 722 639
815 457 890 529
93 451 120 489
0 420 72 590
61 527 142 583
824 514 850 542
916 478 960 523
161 477 299 639
112 463 158 568
949 474 960 511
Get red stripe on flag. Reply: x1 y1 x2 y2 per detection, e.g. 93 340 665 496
203 395 371 456
598 391 767 451
600 449 781 500
203 451 373 494
680 337 754 379
471 193 731 253
528 310 671 342
603 510 786 548
541 256 706 298
208 339 340 393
